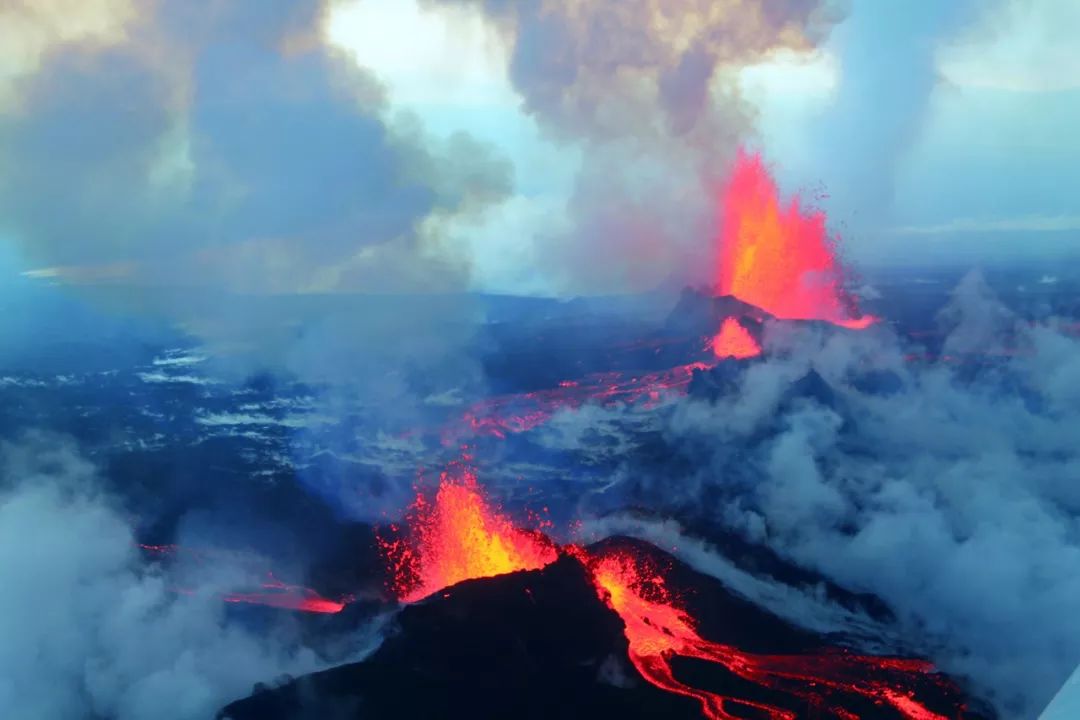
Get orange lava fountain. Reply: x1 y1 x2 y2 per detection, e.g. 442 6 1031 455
717 150 874 330
582 548 957 720
711 317 761 359
379 465 558 602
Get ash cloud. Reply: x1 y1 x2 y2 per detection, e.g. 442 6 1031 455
0 433 360 720
424 0 840 293
0 0 517 485
0 0 511 392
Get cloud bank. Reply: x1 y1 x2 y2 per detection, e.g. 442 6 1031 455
655 278 1079 717
0 434 333 720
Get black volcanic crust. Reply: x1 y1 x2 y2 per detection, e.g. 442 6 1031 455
220 540 993 720
219 554 703 720
665 289 771 335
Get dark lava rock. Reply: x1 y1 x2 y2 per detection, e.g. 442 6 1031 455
220 541 994 720
687 356 749 402
665 288 769 337
219 554 703 720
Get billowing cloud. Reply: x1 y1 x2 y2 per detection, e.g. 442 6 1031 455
0 433 341 720
416 0 840 293
0 0 511 296
0 0 519 399
522 273 1079 717
649 282 1080 717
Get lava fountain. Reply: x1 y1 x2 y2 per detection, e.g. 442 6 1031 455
378 464 559 602
717 150 874 330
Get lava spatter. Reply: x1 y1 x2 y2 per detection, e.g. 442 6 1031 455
717 150 874 330
378 464 558 602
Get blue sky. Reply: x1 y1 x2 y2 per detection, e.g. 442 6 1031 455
1 0 1077 295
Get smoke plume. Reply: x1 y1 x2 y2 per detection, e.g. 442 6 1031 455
423 0 841 293
0 433 364 720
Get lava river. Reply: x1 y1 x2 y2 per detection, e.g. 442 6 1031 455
379 467 969 719
578 548 961 720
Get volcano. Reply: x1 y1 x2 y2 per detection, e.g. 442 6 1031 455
219 537 987 720
219 470 989 720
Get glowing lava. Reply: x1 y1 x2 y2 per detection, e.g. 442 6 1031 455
718 150 874 329
379 465 558 602
139 544 347 614
223 574 346 614
452 362 709 440
380 472 969 718
581 548 958 720
711 317 761 359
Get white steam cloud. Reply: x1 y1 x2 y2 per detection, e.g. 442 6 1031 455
650 273 1080 717
532 272 1080 718
0 435 332 720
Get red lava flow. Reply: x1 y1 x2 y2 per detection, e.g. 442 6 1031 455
138 543 347 614
452 362 710 440
223 574 346 614
380 469 967 719
579 547 959 720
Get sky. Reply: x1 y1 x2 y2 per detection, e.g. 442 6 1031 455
0 0 1077 297
323 0 1080 285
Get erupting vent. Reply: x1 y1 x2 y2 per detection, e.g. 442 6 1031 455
379 465 559 602
717 150 874 330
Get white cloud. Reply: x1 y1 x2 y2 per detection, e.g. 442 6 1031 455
0 435 325 720
324 0 516 110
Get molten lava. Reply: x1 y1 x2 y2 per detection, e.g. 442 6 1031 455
380 471 969 718
379 465 558 602
582 548 958 720
711 317 761 359
452 362 709 440
718 150 874 329
139 544 347 614
223 574 347 614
